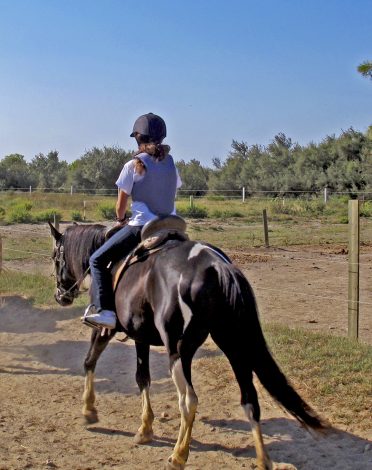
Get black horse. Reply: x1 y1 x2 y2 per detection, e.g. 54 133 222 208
49 220 328 470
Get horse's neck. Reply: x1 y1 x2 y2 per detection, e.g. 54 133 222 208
67 225 106 277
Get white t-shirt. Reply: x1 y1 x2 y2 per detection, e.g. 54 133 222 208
116 158 182 226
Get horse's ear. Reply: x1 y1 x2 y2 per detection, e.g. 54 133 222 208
48 221 62 241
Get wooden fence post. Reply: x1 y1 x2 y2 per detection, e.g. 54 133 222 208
242 187 246 203
324 186 328 204
348 200 360 340
262 209 269 248
0 235 2 273
53 214 60 232
51 214 60 250
83 200 86 221
189 195 194 209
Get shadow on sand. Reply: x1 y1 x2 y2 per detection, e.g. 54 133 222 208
1 296 371 469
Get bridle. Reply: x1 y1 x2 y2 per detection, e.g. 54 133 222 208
53 239 90 302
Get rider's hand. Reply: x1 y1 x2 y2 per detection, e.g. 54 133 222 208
115 214 127 226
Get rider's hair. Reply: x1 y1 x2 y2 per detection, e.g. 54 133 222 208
134 133 171 162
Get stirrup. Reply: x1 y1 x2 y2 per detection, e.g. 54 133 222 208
81 304 102 331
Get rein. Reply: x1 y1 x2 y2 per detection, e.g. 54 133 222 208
59 266 91 300
55 240 91 300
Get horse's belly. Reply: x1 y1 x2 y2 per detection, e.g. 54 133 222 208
128 328 164 346
118 313 164 346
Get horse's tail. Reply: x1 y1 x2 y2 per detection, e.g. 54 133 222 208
252 326 328 431
210 261 328 433
239 275 329 432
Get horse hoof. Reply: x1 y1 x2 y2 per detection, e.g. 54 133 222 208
83 410 99 424
133 430 153 444
274 464 297 470
165 456 185 470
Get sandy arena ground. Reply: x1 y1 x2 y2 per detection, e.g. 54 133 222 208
0 238 371 469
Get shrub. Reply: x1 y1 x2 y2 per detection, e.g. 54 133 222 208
177 206 208 218
270 198 325 216
360 201 372 218
339 215 349 224
8 199 32 211
0 207 5 220
9 200 33 211
34 209 62 223
337 195 351 204
8 207 34 223
71 210 83 221
7 202 34 223
211 209 244 218
98 203 116 220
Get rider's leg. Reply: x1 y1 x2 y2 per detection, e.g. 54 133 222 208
83 224 142 329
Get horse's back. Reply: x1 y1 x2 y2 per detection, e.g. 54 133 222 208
115 238 252 345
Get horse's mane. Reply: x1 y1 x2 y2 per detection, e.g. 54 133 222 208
63 224 106 278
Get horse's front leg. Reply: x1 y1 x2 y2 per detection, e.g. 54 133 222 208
133 341 154 444
82 328 116 423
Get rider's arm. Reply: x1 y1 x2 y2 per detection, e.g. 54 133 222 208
116 190 129 222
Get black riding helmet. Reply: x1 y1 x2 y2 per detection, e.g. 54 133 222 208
130 113 167 144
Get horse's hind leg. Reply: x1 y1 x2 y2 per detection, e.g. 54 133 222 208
82 328 115 423
243 395 273 470
167 355 197 470
133 341 154 444
167 328 208 470
211 333 272 470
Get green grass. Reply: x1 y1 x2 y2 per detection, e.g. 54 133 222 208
264 323 372 430
0 270 57 306
186 218 372 249
1 215 372 266
1 193 371 242
0 192 116 223
0 270 88 307
1 231 51 261
196 324 371 431
0 193 352 224
177 195 351 222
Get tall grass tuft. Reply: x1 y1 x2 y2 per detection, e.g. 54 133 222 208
98 202 116 220
7 202 34 223
177 205 208 218
264 323 372 430
34 209 62 223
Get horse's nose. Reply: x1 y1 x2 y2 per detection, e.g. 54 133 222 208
54 291 62 304
54 289 73 306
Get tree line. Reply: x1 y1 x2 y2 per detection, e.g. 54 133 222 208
1 127 371 196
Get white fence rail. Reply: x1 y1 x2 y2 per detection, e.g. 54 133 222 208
2 186 372 202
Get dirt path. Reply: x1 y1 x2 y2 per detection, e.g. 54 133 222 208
1 245 371 469
230 245 372 345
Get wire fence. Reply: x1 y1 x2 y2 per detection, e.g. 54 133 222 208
0 217 371 345
2 186 372 200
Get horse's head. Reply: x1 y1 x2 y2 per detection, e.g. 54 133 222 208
49 222 80 306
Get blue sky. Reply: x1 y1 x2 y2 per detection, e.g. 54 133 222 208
0 0 371 165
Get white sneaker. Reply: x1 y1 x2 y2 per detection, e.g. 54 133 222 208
83 307 117 330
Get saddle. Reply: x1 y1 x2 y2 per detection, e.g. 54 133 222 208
112 215 189 290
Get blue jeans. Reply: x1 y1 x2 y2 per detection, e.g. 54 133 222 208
89 224 142 311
